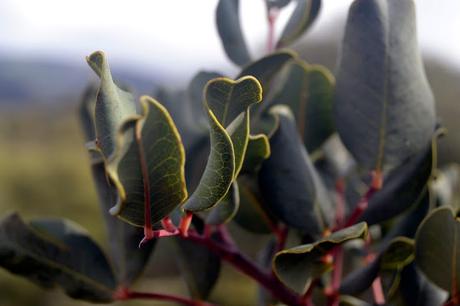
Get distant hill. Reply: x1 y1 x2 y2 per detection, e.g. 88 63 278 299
0 57 159 109
0 40 458 163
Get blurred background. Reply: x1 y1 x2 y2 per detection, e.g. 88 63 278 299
0 0 459 305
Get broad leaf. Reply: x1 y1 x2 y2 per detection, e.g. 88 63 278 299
216 0 251 66
397 263 448 306
0 213 116 303
183 109 235 212
277 0 321 48
206 182 240 225
415 207 460 295
86 51 137 158
266 59 335 152
241 134 271 174
107 96 187 226
173 218 221 300
272 222 368 293
340 296 372 306
359 140 434 225
341 196 431 296
234 175 277 234
238 51 296 94
266 0 291 10
334 0 436 172
187 71 224 127
184 76 263 212
430 164 460 213
259 105 333 236
80 85 155 285
257 238 278 306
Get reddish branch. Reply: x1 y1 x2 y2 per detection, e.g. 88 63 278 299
114 287 215 306
183 230 304 306
267 8 279 52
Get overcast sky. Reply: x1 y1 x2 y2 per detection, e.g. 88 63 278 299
0 0 459 83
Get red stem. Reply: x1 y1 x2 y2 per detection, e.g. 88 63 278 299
115 287 214 306
371 276 386 305
274 225 289 253
334 171 383 232
267 8 279 52
183 230 303 306
443 299 457 306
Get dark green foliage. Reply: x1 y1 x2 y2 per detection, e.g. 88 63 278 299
0 0 456 305
0 213 116 303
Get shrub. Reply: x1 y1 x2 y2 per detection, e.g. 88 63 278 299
1 0 457 305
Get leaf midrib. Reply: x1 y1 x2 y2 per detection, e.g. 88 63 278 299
3 240 115 296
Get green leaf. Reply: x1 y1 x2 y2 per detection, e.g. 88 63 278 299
0 213 116 303
216 0 251 66
259 105 333 236
238 51 296 94
206 182 240 225
334 0 436 172
277 0 321 48
86 51 137 158
341 195 430 296
339 295 372 306
380 237 415 271
266 59 335 152
430 164 460 213
234 175 277 234
415 207 460 295
183 109 235 212
397 263 448 306
241 134 271 174
272 222 368 293
107 96 187 227
173 223 221 300
266 0 291 10
187 71 224 127
184 76 263 212
360 140 434 225
79 85 156 285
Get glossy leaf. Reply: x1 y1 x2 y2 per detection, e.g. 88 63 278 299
184 76 263 212
273 222 368 293
79 85 155 285
216 0 251 66
86 51 137 158
107 96 187 226
334 0 436 172
266 59 335 151
173 232 221 299
206 182 240 225
0 213 116 303
415 207 460 295
259 105 333 236
277 0 321 48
